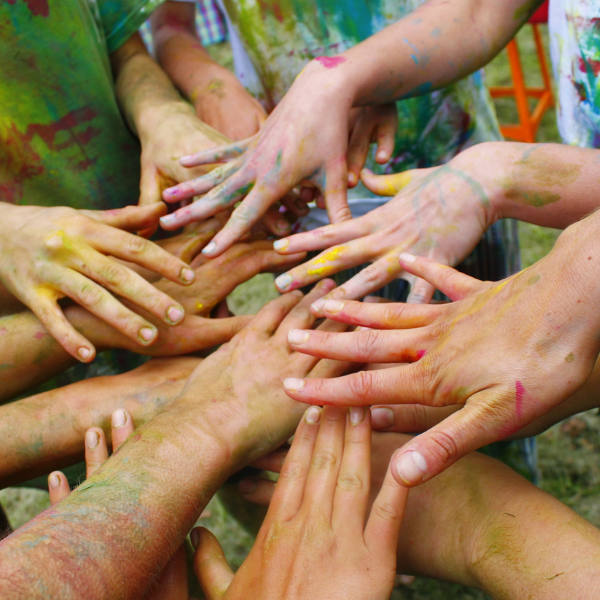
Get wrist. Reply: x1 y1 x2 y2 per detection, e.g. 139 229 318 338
300 57 358 110
136 99 195 144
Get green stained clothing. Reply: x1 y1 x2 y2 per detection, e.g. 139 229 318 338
0 0 163 211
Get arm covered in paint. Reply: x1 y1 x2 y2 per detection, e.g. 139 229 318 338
150 1 267 141
272 141 600 305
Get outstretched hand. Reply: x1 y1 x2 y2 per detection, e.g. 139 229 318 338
282 221 600 486
192 405 407 600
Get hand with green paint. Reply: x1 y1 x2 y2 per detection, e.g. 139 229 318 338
192 405 408 600
0 202 195 363
283 212 600 486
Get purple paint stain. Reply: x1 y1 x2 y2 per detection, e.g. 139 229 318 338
315 56 347 69
515 381 525 419
417 349 426 359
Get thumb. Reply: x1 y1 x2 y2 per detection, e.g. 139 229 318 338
83 203 167 232
360 169 414 196
192 527 234 600
191 315 253 347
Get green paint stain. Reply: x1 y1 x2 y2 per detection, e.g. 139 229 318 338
565 353 575 363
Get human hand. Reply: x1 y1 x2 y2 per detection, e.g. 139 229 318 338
0 202 195 362
192 405 407 600
159 58 356 255
282 218 600 486
48 409 189 600
346 104 397 186
272 145 496 302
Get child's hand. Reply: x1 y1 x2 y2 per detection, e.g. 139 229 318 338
48 409 189 600
192 405 408 600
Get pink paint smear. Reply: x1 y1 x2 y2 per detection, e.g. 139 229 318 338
315 56 347 69
515 381 525 419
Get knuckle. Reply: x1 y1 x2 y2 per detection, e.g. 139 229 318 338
77 284 104 308
336 472 365 493
102 262 128 287
127 235 147 254
371 499 401 523
427 429 461 465
311 450 338 472
347 370 376 403
358 264 384 287
354 329 381 359
280 459 305 482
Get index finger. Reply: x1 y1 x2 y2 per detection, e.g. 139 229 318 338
179 137 254 167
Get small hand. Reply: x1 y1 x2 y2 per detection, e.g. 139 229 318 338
0 203 195 362
192 405 407 600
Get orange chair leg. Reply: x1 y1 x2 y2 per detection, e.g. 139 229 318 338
506 39 536 142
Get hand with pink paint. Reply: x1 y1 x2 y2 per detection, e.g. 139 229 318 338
282 211 600 486
192 405 407 600
158 57 359 255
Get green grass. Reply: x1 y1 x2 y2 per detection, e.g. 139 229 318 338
2 23 597 600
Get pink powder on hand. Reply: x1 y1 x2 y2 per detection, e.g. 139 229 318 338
315 56 347 69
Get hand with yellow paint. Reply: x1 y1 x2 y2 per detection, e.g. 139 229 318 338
192 405 408 600
283 211 600 486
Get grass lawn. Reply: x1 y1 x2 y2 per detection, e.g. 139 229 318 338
2 23 598 600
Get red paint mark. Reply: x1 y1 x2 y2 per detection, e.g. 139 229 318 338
578 56 600 76
417 349 426 359
4 0 49 17
33 331 48 340
315 56 347 69
132 433 142 442
515 381 525 419
0 328 7 337
0 106 99 202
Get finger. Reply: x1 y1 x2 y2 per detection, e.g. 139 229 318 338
279 193 310 218
301 405 347 522
406 277 436 305
162 161 240 203
73 250 187 327
287 327 429 363
360 168 415 196
370 404 460 433
312 297 444 328
260 204 292 238
88 226 196 286
180 137 253 167
139 163 166 209
272 218 371 256
29 296 96 362
332 407 371 534
186 314 253 348
111 408 134 452
364 448 408 556
192 527 234 600
59 271 159 347
347 116 374 187
391 398 507 486
321 161 352 224
250 446 289 473
284 362 432 407
85 427 109 478
160 172 253 232
244 291 304 338
48 471 70 505
238 477 276 506
84 202 167 232
399 253 483 301
374 111 397 164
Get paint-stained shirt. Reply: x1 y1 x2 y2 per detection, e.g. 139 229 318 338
550 0 600 147
0 0 163 210
221 0 502 181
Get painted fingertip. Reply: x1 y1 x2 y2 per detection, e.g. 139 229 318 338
78 347 93 362
190 528 200 551
399 252 416 264
284 377 305 392
275 273 293 291
139 326 157 344
396 450 427 485
163 187 179 196
305 406 321 424
288 329 310 345
180 267 195 284
86 430 100 450
323 299 344 313
349 406 366 426
371 407 394 429
202 241 217 255
273 238 289 252
48 472 61 490
167 306 185 325
239 478 258 494
112 409 127 428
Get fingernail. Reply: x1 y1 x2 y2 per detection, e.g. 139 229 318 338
139 327 157 344
190 528 200 550
167 306 184 325
396 451 427 485
78 347 92 361
288 329 310 344
164 187 178 196
311 298 326 313
295 199 308 213
180 267 195 283
239 478 258 494
276 218 290 231
371 407 394 429
349 406 366 426
202 241 217 255
399 252 416 264
273 238 289 251
86 430 100 450
284 377 305 392
348 172 358 186
275 273 293 291
112 409 127 428
49 473 61 490
323 299 344 313
377 150 388 162
305 406 321 424
160 214 176 225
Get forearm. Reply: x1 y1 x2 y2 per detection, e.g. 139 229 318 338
0 357 195 488
309 0 537 106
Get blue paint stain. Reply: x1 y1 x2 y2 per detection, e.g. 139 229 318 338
399 81 432 99
403 38 420 65
431 27 441 37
